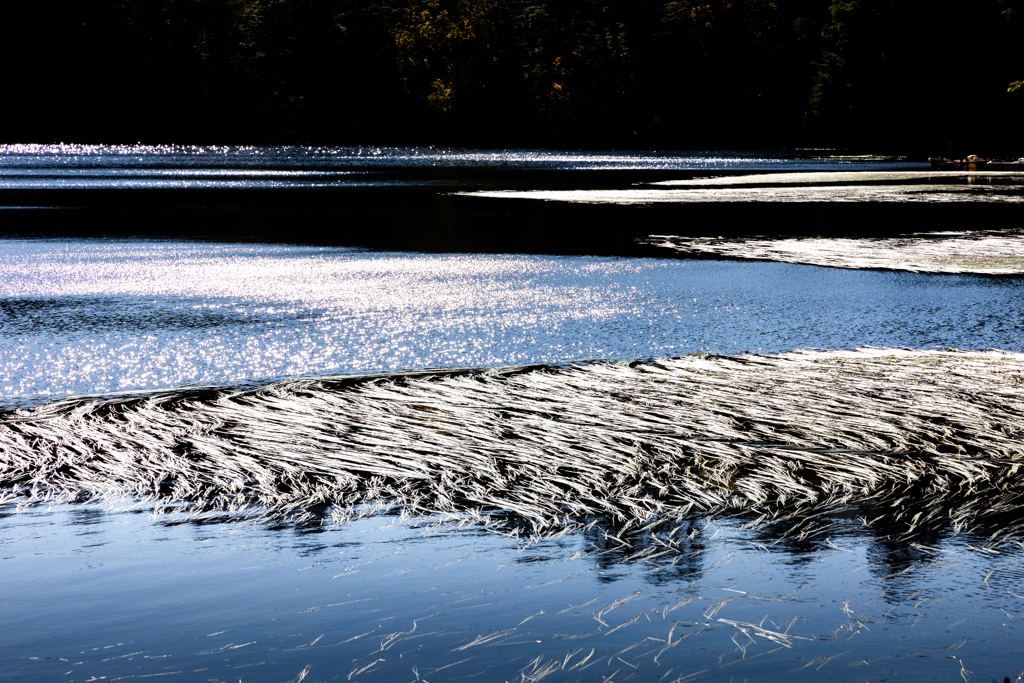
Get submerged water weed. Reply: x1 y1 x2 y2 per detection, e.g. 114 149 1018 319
2 348 1023 545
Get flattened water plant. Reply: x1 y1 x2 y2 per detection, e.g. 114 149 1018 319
642 229 1024 275
2 349 1023 542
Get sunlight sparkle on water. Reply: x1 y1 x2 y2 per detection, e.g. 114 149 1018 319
3 238 1023 408
0 241 666 405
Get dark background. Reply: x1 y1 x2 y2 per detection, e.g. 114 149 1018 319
3 0 1021 155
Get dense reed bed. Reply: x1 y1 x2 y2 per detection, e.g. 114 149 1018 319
2 349 1023 543
643 230 1024 275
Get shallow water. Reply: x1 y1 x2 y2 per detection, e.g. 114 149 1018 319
4 504 1024 683
2 239 1023 409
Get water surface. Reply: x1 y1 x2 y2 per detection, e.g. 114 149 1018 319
2 239 1022 408
3 149 1023 682
4 504 1022 683
0 145 922 190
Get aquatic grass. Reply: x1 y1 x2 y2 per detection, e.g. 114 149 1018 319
2 349 1023 543
642 229 1024 275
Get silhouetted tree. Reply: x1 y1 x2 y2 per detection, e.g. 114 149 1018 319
1 0 1018 149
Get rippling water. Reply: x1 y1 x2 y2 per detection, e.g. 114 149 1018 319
2 238 1022 408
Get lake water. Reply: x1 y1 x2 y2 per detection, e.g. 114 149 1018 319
0 144 921 190
2 148 1024 682
7 503 1024 683
2 239 1022 409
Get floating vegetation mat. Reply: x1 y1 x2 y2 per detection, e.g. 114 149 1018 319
650 170 1024 187
643 230 1024 275
461 181 1024 204
2 349 1023 543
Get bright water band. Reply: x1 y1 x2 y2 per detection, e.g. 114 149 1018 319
2 240 1023 409
0 144 916 170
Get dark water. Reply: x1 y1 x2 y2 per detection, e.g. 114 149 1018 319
2 148 1024 682
4 145 1019 256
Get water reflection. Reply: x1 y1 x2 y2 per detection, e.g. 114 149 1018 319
4 503 1023 682
561 508 1005 590
138 504 986 589
583 518 710 586
69 507 106 540
0 295 289 335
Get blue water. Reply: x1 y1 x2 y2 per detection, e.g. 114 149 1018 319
4 504 1023 683
2 237 1023 680
1 239 1021 409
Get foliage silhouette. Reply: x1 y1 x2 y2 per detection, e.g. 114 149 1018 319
1 0 1020 150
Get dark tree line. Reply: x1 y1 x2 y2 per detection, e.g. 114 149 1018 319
3 0 1021 152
